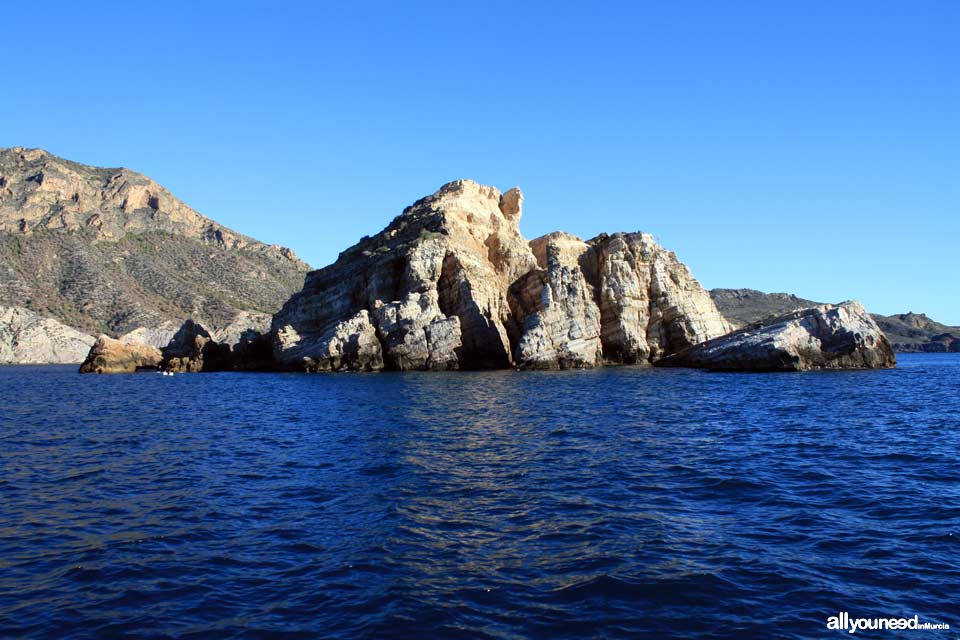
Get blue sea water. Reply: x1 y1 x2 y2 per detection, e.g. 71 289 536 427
1 354 958 639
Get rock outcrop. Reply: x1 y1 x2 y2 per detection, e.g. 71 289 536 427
590 233 733 363
0 147 309 344
510 233 603 369
711 288 960 353
161 320 233 372
271 180 734 371
0 306 95 364
80 318 239 373
657 301 896 371
79 335 162 373
272 180 538 371
119 321 180 349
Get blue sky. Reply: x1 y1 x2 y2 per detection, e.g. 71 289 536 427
4 1 957 322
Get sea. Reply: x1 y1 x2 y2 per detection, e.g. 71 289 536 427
1 354 958 639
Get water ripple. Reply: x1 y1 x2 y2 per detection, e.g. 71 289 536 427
1 356 958 638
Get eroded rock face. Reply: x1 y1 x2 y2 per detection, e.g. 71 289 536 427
274 310 383 372
1 306 94 364
272 180 537 371
120 321 180 349
589 232 734 364
510 231 732 368
511 233 603 369
79 335 162 373
211 311 272 347
80 318 268 373
161 320 233 372
271 181 751 372
657 301 896 371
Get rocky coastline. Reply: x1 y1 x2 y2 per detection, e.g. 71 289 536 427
74 179 894 374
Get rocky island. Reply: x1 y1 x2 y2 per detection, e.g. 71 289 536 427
269 180 735 371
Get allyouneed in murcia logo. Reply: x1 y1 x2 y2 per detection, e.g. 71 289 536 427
827 612 950 633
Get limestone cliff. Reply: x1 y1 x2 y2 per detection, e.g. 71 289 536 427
510 233 603 369
0 306 94 364
272 180 537 370
271 180 733 371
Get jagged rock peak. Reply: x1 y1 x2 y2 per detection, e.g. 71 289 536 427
403 179 524 223
511 233 603 369
584 231 734 363
273 179 537 372
529 232 590 270
271 180 736 372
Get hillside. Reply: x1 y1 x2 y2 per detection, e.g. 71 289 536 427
710 288 960 353
0 147 309 337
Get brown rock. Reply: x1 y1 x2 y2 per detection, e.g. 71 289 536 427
161 320 233 372
79 335 162 373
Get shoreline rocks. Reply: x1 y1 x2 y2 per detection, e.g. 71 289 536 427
79 336 162 373
161 320 233 372
80 319 238 373
657 301 896 371
76 180 895 374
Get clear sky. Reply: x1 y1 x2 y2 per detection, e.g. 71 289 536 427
4 1 957 322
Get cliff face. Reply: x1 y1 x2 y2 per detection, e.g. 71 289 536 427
272 180 537 371
0 306 94 364
0 147 309 340
271 180 732 371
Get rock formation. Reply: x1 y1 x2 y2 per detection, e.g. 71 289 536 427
0 306 95 364
66 177 895 374
657 301 896 371
79 335 162 373
0 147 309 348
160 320 233 372
271 180 733 371
590 233 733 363
711 288 960 353
272 180 538 371
119 321 181 349
510 233 603 369
79 318 237 373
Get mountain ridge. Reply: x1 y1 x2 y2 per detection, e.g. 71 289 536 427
0 147 310 338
